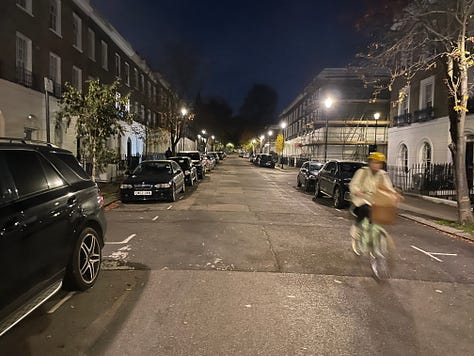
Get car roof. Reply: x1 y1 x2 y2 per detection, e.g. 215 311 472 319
327 160 366 164
0 138 74 155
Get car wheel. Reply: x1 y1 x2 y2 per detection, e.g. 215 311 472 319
304 179 312 192
315 181 322 198
64 227 102 291
333 187 344 209
169 185 177 202
297 177 301 187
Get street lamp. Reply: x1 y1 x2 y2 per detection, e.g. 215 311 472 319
374 112 380 151
323 97 334 162
280 121 287 168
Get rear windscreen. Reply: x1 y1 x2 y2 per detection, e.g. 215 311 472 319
49 152 90 183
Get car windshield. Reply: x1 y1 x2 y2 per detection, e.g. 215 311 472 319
133 162 172 175
309 163 323 171
339 163 364 179
260 155 272 161
178 152 200 160
173 159 190 169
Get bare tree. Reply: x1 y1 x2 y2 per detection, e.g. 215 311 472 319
361 0 474 224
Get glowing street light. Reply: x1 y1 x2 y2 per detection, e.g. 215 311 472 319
323 97 334 161
268 130 273 136
279 121 287 168
374 112 381 151
181 107 188 116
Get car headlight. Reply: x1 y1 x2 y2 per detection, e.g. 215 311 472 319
154 183 172 188
120 184 133 189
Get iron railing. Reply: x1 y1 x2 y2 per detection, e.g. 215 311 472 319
16 66 33 88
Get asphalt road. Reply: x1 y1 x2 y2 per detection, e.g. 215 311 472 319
1 156 473 355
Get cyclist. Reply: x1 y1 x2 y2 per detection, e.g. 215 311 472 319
349 152 400 254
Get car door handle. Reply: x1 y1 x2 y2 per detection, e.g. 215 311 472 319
67 196 78 208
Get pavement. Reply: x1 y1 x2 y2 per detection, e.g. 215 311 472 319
102 164 473 241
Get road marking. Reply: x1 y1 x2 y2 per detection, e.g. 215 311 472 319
410 245 457 262
105 233 136 245
47 292 75 314
167 205 173 210
152 215 159 221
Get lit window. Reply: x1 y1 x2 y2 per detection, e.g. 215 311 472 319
420 76 435 109
420 142 432 165
398 86 410 115
49 52 61 84
72 13 82 51
16 32 32 87
87 28 95 61
49 0 61 35
101 41 108 70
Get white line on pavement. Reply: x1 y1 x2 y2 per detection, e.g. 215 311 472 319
430 252 458 256
105 233 137 245
152 216 159 221
167 205 173 210
411 245 443 262
47 292 75 314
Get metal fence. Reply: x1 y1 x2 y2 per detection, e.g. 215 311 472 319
387 163 460 200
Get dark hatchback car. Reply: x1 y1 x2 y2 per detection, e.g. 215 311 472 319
169 156 198 186
297 161 324 192
0 139 106 336
120 160 185 203
315 160 366 208
257 153 275 168
177 151 205 179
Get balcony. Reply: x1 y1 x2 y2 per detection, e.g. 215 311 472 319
413 107 435 123
392 112 411 127
16 66 33 88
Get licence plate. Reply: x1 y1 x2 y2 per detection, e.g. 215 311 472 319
134 191 152 196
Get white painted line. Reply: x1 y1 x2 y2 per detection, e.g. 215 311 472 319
105 233 137 245
411 245 443 262
167 205 173 210
430 252 458 256
47 292 75 314
152 216 159 221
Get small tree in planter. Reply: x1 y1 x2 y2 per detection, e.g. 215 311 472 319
57 79 134 181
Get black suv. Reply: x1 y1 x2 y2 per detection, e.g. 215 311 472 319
177 151 205 179
315 160 365 208
0 139 106 336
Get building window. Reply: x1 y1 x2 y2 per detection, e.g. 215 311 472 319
72 13 82 51
49 0 61 35
140 105 145 120
420 142 432 165
152 86 156 104
72 66 82 91
134 68 139 89
420 76 435 109
101 41 108 70
16 32 32 87
17 0 32 14
115 53 121 78
147 81 152 98
124 62 130 86
87 28 95 61
398 86 410 115
398 144 408 171
49 52 61 96
141 73 145 92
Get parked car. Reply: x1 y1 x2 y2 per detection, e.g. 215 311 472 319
315 160 366 208
120 160 186 202
217 151 226 160
205 154 217 170
0 139 106 336
208 152 220 164
177 151 205 179
297 161 324 192
257 153 275 168
169 156 198 186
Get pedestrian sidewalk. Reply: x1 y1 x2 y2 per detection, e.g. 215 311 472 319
276 165 473 241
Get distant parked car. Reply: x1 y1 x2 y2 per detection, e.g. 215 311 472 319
177 151 205 179
257 153 275 168
169 156 198 186
315 160 366 208
217 151 226 160
297 161 324 192
208 152 220 164
120 160 186 202
0 140 106 336
205 154 217 170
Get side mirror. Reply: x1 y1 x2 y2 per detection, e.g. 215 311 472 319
301 168 308 173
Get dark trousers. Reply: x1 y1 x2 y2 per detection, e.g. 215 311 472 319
353 204 371 223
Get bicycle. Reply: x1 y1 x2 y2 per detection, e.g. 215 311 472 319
351 216 392 280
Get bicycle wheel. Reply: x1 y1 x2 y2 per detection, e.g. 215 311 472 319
370 229 390 280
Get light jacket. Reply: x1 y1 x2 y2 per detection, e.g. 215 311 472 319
349 167 395 207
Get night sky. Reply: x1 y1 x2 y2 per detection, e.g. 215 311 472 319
91 0 375 113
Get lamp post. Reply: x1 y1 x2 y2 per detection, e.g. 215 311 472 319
211 135 215 151
251 139 256 156
323 97 333 162
180 107 188 151
280 121 287 168
373 112 380 152
259 135 264 153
